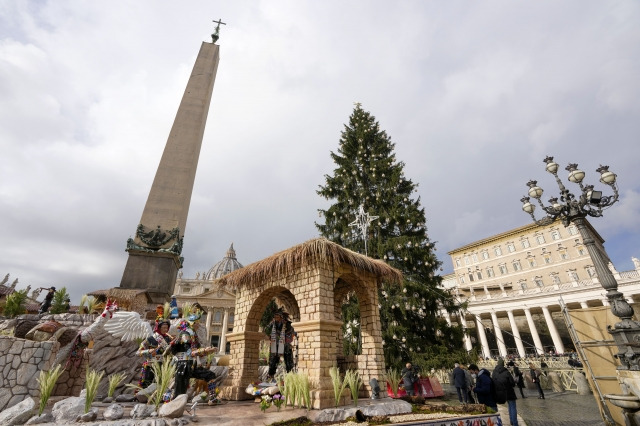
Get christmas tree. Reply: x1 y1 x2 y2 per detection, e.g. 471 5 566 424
316 104 468 370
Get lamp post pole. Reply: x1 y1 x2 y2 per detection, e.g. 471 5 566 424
521 156 640 370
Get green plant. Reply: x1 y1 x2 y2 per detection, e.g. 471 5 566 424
85 296 97 315
299 373 311 409
50 287 71 314
36 364 64 415
283 371 310 408
259 340 270 365
272 393 285 411
344 369 362 407
205 352 216 367
84 368 105 413
149 360 176 409
260 394 272 412
4 289 28 318
385 368 401 397
329 366 348 408
181 302 194 318
107 372 128 398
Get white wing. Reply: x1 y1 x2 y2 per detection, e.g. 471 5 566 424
103 311 153 342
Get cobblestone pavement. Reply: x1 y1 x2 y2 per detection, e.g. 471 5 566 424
511 389 605 426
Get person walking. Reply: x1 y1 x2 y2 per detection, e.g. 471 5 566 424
469 364 497 412
452 362 469 403
529 362 545 399
493 359 519 426
508 361 526 398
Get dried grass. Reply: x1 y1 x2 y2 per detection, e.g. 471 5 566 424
217 238 402 290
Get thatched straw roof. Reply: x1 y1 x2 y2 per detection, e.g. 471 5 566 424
106 288 152 303
217 238 402 290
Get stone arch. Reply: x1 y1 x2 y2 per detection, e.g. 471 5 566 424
219 238 401 409
243 286 300 333
333 273 381 392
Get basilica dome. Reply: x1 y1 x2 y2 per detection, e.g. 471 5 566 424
205 243 243 280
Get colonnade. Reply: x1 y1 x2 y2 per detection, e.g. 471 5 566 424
444 304 569 359
206 307 231 353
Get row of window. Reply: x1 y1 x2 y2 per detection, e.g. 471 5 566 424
465 266 595 292
458 245 586 283
181 285 211 294
455 226 579 267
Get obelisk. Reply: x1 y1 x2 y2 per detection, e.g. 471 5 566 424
119 38 220 303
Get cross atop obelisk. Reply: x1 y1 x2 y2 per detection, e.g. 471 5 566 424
119 35 221 303
211 19 226 43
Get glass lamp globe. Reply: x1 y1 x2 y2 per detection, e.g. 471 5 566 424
522 200 535 214
600 170 617 184
545 160 559 174
568 168 585 183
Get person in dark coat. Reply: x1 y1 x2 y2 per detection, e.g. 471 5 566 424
469 364 497 411
507 360 526 398
529 362 545 399
493 359 519 426
452 362 469 403
401 362 418 396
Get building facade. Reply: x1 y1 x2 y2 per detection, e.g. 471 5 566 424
442 220 640 359
173 244 242 353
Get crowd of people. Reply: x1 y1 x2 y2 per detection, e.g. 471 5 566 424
444 358 551 426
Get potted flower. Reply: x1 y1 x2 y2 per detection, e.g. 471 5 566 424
260 395 272 412
272 394 284 412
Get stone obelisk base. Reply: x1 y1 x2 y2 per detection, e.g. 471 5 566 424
119 252 179 304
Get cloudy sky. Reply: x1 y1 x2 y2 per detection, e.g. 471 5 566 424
1 1 639 302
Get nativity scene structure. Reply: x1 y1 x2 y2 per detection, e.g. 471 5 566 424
217 237 402 409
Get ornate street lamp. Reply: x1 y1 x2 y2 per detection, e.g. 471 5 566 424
521 156 640 369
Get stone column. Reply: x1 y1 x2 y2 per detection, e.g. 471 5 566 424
442 310 452 326
460 311 473 351
507 310 526 358
542 306 565 354
490 311 508 357
524 308 544 355
476 315 491 359
484 285 491 299
206 308 213 344
219 308 229 354
293 319 343 409
499 283 507 297
221 330 263 401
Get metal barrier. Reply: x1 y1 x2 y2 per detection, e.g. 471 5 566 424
434 360 584 392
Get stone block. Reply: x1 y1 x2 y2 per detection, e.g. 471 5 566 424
0 337 13 352
0 396 36 425
20 342 36 362
16 363 38 386
103 403 125 420
8 341 23 355
13 385 27 395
